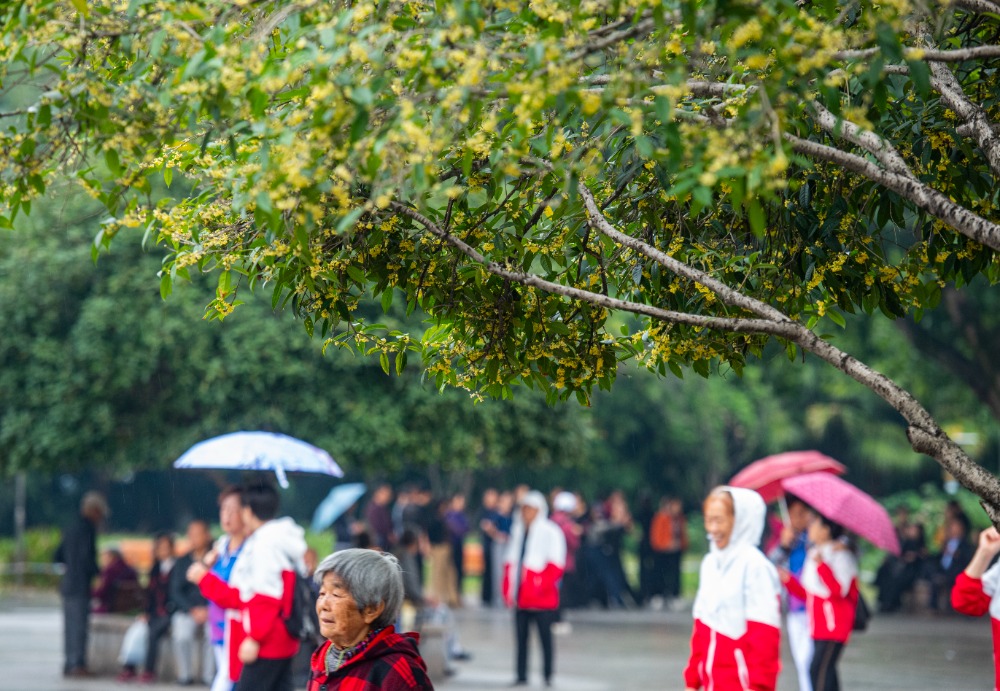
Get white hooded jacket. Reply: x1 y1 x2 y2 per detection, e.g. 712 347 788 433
685 487 782 691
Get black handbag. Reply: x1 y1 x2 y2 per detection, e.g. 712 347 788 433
853 590 872 632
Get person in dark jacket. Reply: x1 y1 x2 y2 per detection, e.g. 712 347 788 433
54 491 108 677
119 532 176 682
307 548 433 690
170 519 214 685
930 512 975 610
92 547 141 613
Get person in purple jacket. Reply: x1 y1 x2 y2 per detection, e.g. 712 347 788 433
445 494 470 606
768 495 814 691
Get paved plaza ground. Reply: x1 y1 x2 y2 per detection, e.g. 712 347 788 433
0 595 993 691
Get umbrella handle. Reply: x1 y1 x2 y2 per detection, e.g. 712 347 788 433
275 466 290 489
779 495 790 526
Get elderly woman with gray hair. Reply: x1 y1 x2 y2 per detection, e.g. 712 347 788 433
306 548 434 690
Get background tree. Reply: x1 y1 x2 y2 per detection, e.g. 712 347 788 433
1 1 998 518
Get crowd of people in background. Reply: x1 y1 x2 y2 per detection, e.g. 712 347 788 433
54 480 1000 691
332 483 691 616
875 500 976 614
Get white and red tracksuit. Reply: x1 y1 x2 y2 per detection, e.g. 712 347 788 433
952 564 1000 690
783 543 859 643
684 487 782 691
198 516 306 682
502 499 566 609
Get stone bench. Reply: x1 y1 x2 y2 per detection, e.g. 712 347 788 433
87 613 211 681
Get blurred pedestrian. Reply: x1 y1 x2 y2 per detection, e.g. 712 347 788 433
478 488 501 607
54 491 108 678
503 490 567 688
951 526 1000 690
445 494 470 605
188 482 307 691
685 487 781 691
92 547 141 613
427 498 459 607
930 512 974 610
490 491 514 608
600 490 637 607
306 549 434 690
550 491 583 611
768 496 813 691
365 484 396 551
207 486 247 691
650 497 688 610
876 519 926 613
171 519 215 686
780 514 859 691
118 532 176 683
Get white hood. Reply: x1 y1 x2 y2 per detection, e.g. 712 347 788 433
693 487 781 639
231 516 306 601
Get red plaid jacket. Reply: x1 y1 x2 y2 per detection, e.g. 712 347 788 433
306 627 434 690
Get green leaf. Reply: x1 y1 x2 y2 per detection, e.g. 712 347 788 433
104 148 122 177
379 350 390 375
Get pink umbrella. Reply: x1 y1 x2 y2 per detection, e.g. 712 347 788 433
729 450 847 504
781 472 901 555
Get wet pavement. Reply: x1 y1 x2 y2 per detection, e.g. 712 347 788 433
0 599 992 690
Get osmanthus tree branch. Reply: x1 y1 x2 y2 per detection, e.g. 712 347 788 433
574 183 1000 525
833 45 1000 62
808 101 914 177
953 0 1000 13
784 133 1000 252
926 58 1000 177
388 202 786 336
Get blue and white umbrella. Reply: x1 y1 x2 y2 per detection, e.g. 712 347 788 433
173 431 343 488
311 482 367 532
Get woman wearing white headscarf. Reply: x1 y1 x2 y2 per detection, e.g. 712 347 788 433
684 487 782 691
502 490 566 688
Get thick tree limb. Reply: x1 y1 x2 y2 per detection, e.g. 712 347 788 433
785 134 1000 251
927 59 1000 177
389 202 787 336
809 102 913 177
953 0 1000 13
576 184 1000 522
834 45 1000 62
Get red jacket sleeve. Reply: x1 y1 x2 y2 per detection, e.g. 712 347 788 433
683 619 707 689
198 571 244 610
501 562 512 608
783 573 807 601
817 562 846 600
952 572 991 617
745 620 781 691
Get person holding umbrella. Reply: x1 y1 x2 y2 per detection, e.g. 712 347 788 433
684 487 782 691
779 513 859 691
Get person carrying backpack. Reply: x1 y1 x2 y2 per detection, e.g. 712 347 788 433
187 482 307 691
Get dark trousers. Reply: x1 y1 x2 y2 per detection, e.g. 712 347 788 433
481 539 494 605
515 609 555 683
143 614 172 674
810 639 845 691
235 656 293 691
62 595 90 672
662 551 682 599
